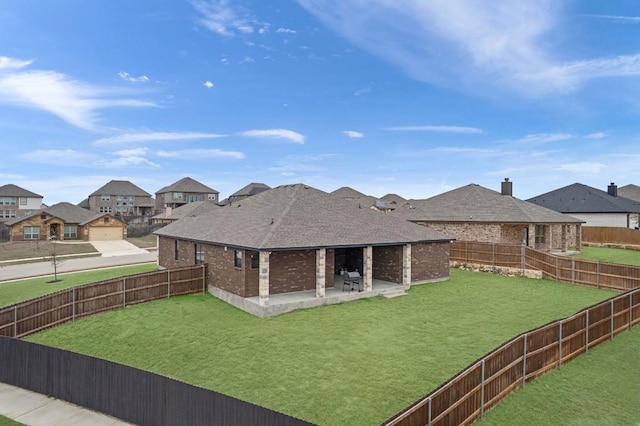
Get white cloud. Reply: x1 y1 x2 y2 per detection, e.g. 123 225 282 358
94 131 227 146
554 162 607 173
96 147 159 169
114 148 148 157
385 125 483 134
118 72 149 83
517 133 573 144
240 128 305 144
156 148 245 159
204 80 214 88
268 154 333 173
192 0 256 36
0 56 155 130
343 130 364 138
276 28 297 34
20 149 96 165
582 14 640 23
585 132 607 139
296 1 640 96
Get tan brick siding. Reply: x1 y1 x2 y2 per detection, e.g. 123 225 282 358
411 242 450 283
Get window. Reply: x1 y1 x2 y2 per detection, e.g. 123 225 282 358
173 192 183 200
195 243 204 264
208 194 217 201
174 240 179 261
63 225 77 239
0 197 16 205
99 206 113 213
187 194 204 203
251 251 260 269
24 226 40 240
535 225 546 244
234 249 243 268
19 197 27 205
0 210 16 218
101 195 110 201
103 217 110 223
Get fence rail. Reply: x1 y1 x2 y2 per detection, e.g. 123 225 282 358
0 264 207 338
0 337 311 426
383 288 640 426
451 241 640 292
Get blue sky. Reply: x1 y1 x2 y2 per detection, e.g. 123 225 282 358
2 1 640 205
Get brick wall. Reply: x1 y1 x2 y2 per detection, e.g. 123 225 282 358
269 250 317 294
373 245 402 283
411 241 450 283
425 222 502 244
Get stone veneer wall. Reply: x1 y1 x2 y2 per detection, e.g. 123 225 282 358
372 245 402 283
424 223 502 244
411 241 450 283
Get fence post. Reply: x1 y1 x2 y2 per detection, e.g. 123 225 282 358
202 264 206 294
610 299 614 340
123 278 127 307
492 244 495 266
427 397 432 426
13 306 17 338
596 262 600 289
555 256 559 280
558 321 563 368
72 287 76 322
522 333 527 385
585 310 590 353
630 292 633 330
571 259 575 284
521 244 525 274
480 359 486 419
167 269 171 298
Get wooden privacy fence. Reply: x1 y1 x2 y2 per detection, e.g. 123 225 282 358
0 264 207 338
0 337 312 426
383 288 640 426
451 241 640 292
582 226 640 246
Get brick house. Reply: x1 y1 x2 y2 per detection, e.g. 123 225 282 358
155 184 452 316
151 200 219 225
528 182 640 229
6 202 127 241
395 179 584 252
0 184 43 222
85 180 154 218
219 182 270 205
154 177 219 214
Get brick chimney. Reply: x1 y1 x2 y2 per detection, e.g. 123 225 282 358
501 178 513 196
607 182 617 197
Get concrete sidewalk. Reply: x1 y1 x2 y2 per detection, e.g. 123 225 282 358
0 382 132 425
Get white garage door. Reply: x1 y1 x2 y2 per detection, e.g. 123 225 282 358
89 226 123 241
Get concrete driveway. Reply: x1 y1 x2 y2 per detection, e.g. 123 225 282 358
90 240 150 257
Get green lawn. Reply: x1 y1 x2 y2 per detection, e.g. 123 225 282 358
26 269 618 425
477 325 640 426
575 246 640 266
0 264 158 308
0 416 22 426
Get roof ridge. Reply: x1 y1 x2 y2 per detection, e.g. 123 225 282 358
257 186 301 248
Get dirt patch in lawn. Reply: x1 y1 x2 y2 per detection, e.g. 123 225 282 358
0 241 98 262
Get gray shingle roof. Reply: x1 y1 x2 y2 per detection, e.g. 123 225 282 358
6 202 99 226
156 184 452 250
380 193 407 205
155 177 218 195
527 183 640 214
330 186 367 199
0 184 42 198
618 184 640 203
152 200 219 220
228 182 271 198
89 180 151 197
395 184 583 223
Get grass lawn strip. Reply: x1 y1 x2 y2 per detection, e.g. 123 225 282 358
477 325 640 425
0 264 159 308
0 241 98 262
26 269 617 425
573 246 640 266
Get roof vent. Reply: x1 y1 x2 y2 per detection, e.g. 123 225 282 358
607 182 617 197
501 178 513 196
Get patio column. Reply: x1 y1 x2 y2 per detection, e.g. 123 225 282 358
402 244 412 286
316 248 326 298
259 251 270 306
363 246 373 292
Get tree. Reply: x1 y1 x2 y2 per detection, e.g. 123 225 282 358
46 239 64 283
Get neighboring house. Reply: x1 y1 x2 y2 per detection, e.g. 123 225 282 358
154 177 219 213
86 180 154 218
380 193 408 210
330 186 367 201
151 200 219 225
219 182 271 205
527 182 640 229
618 184 640 228
6 202 127 241
332 187 394 212
0 184 43 222
395 179 584 252
155 184 452 316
